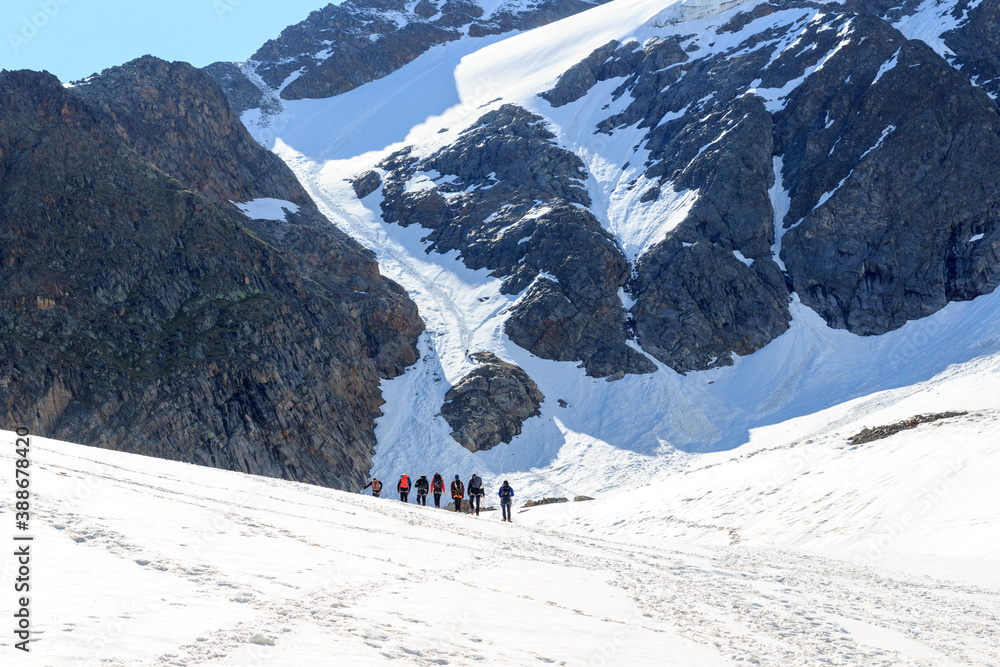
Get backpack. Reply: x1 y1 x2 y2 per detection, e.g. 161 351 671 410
500 484 512 499
416 477 429 492
432 476 444 492
452 480 464 497
400 474 410 490
470 474 482 494
371 479 382 493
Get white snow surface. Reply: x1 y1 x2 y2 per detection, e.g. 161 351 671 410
239 0 1000 506
1 358 998 663
231 198 300 222
892 0 963 59
872 48 901 86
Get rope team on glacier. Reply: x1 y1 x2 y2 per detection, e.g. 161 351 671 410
361 473 516 521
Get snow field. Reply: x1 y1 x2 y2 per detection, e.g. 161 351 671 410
523 350 1000 583
0 434 725 666
1 380 997 665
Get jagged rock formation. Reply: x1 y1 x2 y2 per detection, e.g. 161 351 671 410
0 65 422 490
73 56 308 207
543 32 792 371
232 0 614 102
200 62 268 117
440 353 544 452
540 2 1000 370
939 0 1000 98
377 105 656 377
775 18 1000 334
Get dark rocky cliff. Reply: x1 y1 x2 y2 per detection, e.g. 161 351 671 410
539 2 1000 371
0 65 422 490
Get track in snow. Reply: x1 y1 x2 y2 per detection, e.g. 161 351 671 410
4 433 996 666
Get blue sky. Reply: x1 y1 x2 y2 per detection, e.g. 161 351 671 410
1 0 329 82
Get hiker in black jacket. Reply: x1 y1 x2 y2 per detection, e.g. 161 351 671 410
451 475 465 512
467 473 485 516
415 475 430 506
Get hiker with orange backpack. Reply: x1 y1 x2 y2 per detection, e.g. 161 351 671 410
450 475 465 512
398 474 411 502
415 475 430 506
362 478 383 497
431 472 445 508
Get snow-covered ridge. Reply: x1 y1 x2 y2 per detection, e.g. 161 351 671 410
647 0 751 26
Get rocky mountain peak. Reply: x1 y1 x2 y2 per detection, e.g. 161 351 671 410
72 56 309 208
207 0 614 105
1 61 422 491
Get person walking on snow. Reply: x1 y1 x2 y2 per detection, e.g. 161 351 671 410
415 475 430 506
362 478 383 498
398 474 411 502
468 473 485 516
431 472 445 508
498 480 514 522
450 475 465 512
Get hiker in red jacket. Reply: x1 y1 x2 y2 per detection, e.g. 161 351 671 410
398 474 411 502
450 475 465 512
431 472 445 508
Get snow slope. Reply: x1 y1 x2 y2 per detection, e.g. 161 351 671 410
236 0 1000 498
1 353 997 665
526 349 1000 587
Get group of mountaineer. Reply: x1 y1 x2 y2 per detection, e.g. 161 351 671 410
362 473 517 522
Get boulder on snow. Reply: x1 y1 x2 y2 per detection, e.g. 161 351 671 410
440 352 544 452
351 170 383 199
522 497 569 508
848 412 968 446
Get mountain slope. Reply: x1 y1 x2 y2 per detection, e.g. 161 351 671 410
221 0 1000 494
0 65 422 491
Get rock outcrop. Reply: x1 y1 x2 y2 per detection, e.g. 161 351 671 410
351 170 383 199
440 353 544 452
377 105 656 377
848 412 968 445
200 61 267 117
543 34 791 371
0 66 423 491
540 3 1000 369
776 21 1000 334
939 0 1000 99
73 56 308 207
